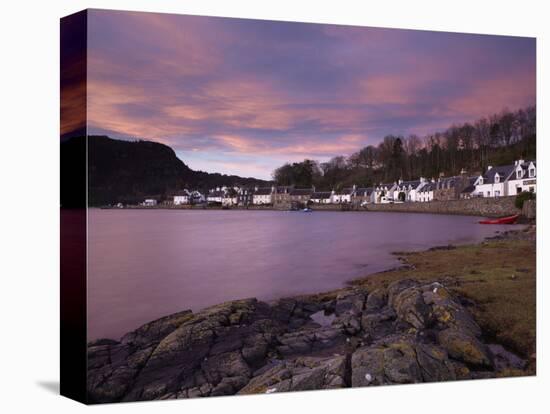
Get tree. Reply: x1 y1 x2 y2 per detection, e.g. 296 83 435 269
271 106 536 191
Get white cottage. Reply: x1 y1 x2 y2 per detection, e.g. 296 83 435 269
143 198 157 206
394 179 426 202
353 187 374 205
506 160 536 196
222 194 238 206
460 176 483 199
207 190 224 204
253 187 274 205
173 189 190 205
417 181 435 203
332 186 355 203
310 191 334 204
374 182 397 204
475 164 515 197
189 190 206 204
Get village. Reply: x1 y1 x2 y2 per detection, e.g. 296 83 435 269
136 159 536 210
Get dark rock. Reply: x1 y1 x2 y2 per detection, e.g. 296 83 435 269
365 288 387 312
238 355 347 394
438 328 492 367
121 309 193 347
487 344 526 371
388 281 432 329
334 291 365 316
361 307 396 339
351 340 423 386
88 338 120 347
87 280 508 402
415 343 456 382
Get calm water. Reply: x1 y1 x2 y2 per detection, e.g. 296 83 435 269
88 209 522 340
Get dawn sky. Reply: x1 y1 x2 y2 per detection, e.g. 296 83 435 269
84 9 536 179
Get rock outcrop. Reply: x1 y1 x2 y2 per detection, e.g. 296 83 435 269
87 280 525 403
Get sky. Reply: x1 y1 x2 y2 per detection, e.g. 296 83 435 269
81 9 535 180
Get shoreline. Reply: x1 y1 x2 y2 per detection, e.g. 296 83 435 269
94 204 532 221
87 225 536 402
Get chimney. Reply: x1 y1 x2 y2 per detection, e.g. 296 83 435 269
460 168 467 176
398 179 403 185
487 165 493 171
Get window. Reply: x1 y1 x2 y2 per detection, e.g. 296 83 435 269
495 191 500 197
494 175 499 183
517 187 522 193
517 170 522 179
487 191 490 197
529 169 535 178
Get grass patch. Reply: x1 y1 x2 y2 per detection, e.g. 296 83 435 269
351 238 536 370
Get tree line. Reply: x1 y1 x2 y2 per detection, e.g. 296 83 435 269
273 106 536 189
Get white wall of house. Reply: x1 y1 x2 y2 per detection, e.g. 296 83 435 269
310 198 328 204
409 187 421 202
507 161 536 196
222 197 238 206
173 195 189 205
475 178 506 197
253 194 273 205
373 184 396 204
417 189 433 203
143 199 157 206
332 193 352 203
190 191 205 203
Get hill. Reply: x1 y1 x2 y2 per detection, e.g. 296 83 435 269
60 136 271 207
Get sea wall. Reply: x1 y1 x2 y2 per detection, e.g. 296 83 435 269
365 196 520 217
522 199 536 219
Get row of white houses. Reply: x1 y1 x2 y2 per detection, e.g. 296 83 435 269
471 160 537 198
152 159 536 207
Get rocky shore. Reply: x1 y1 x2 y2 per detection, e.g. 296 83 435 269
87 240 532 404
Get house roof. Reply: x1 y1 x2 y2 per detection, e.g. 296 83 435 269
483 164 515 184
311 191 332 199
518 160 536 171
436 177 458 189
377 182 396 190
335 188 354 195
254 187 273 195
398 180 421 190
419 182 435 192
355 187 373 195
290 188 313 196
461 184 475 194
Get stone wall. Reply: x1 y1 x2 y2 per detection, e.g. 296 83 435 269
522 199 536 219
365 196 520 217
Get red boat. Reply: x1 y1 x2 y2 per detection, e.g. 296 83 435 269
479 214 519 224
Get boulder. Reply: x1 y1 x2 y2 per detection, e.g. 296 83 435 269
351 340 423 386
365 288 387 312
389 282 432 330
438 328 492 367
238 355 347 395
415 343 456 382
